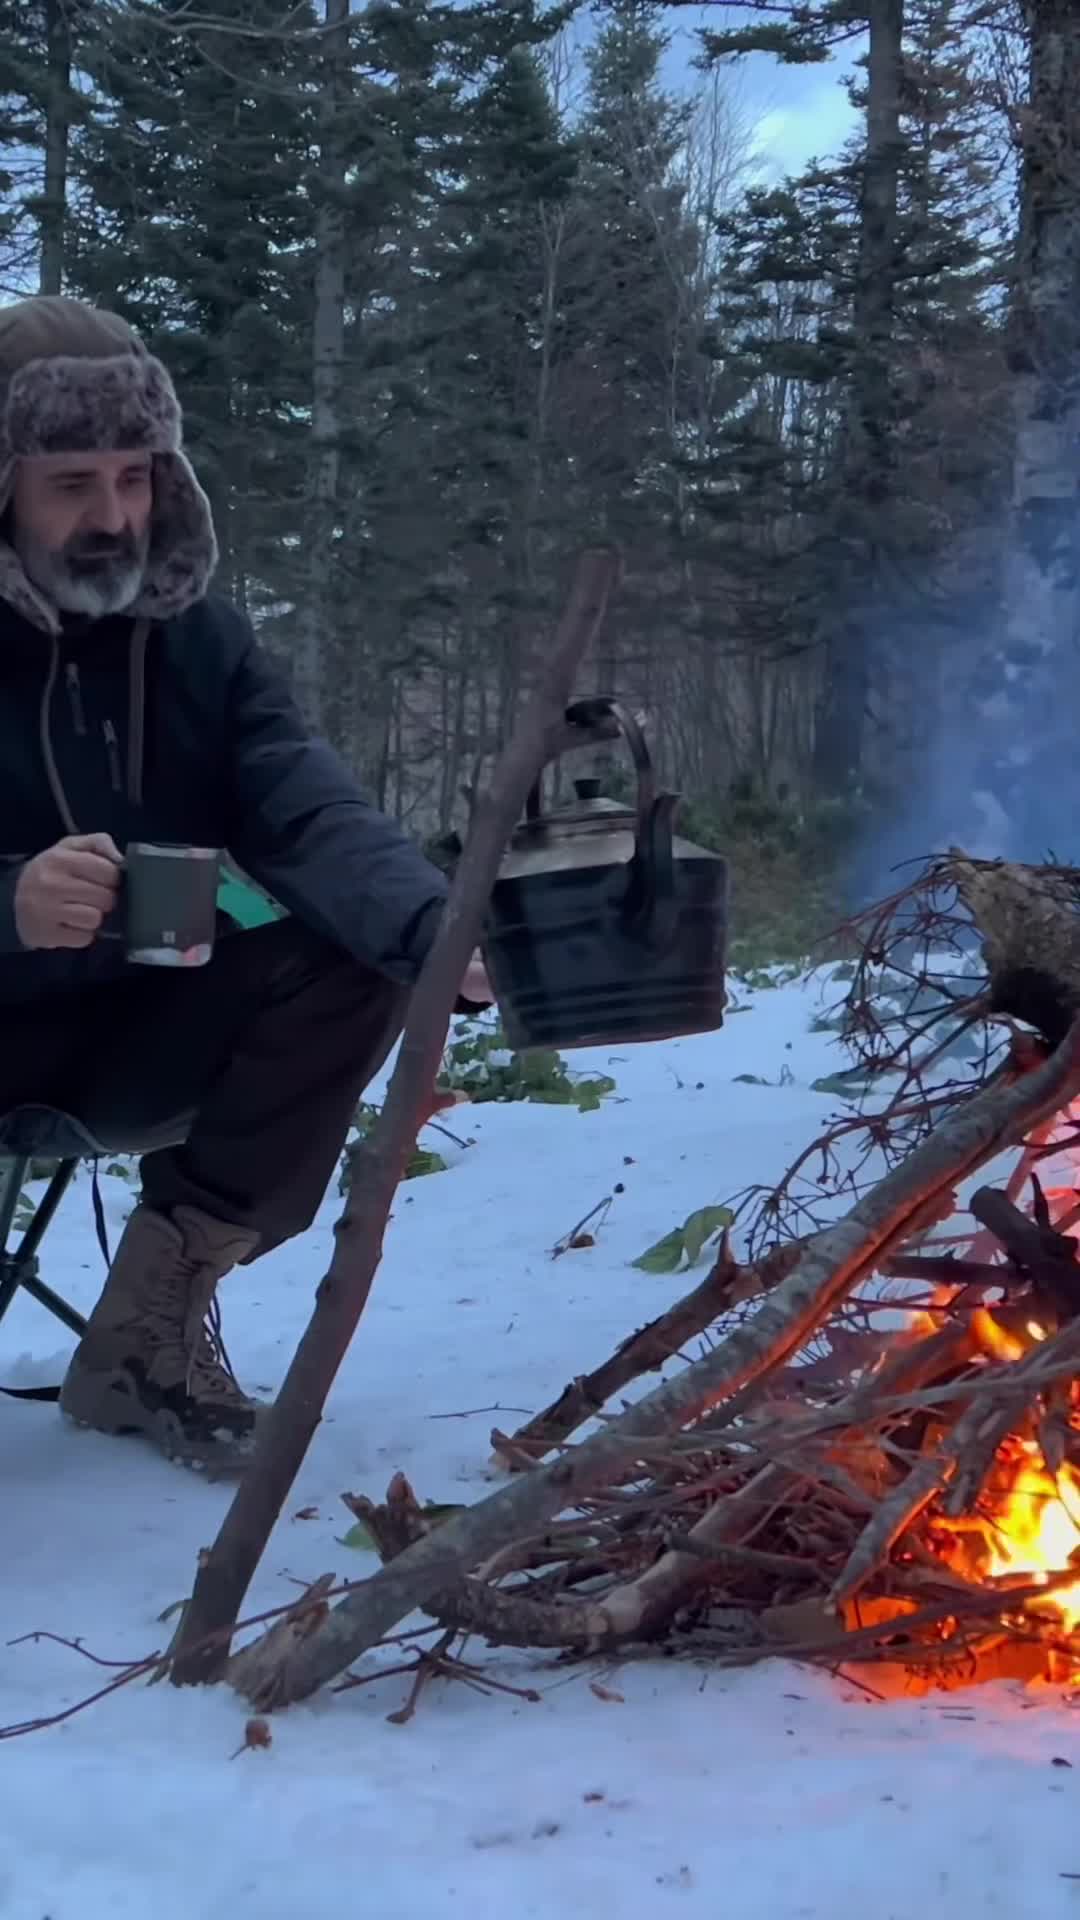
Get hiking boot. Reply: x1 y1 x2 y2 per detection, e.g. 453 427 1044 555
59 1203 261 1471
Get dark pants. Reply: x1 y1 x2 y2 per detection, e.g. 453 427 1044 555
0 919 408 1253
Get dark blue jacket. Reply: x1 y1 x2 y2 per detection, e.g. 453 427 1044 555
0 594 450 1002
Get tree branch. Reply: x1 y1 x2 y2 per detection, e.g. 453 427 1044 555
492 1238 802 1466
168 545 620 1686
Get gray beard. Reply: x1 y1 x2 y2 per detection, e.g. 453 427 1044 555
14 527 148 618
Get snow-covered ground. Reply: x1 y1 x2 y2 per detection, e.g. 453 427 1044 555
2 971 1079 1920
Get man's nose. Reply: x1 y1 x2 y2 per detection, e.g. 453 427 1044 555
85 486 127 536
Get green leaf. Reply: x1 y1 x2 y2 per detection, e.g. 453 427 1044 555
572 1076 615 1112
811 1071 870 1096
339 1521 377 1551
632 1227 687 1274
682 1205 734 1265
406 1147 448 1179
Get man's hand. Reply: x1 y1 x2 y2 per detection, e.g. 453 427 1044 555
14 833 124 951
460 949 492 1005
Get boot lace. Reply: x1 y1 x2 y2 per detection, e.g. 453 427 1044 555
183 1281 246 1403
133 1258 250 1405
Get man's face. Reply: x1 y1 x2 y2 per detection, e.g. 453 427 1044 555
11 449 153 617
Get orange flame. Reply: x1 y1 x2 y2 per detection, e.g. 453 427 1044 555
976 1442 1080 1633
948 1312 1080 1635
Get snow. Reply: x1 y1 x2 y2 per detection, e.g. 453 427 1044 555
2 969 1079 1920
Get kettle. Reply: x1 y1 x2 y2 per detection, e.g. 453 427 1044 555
483 698 728 1053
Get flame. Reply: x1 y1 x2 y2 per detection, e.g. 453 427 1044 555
947 1311 1080 1636
976 1442 1080 1634
970 1306 1025 1364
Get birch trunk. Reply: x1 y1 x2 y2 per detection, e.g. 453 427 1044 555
39 0 71 296
814 0 904 791
294 0 350 734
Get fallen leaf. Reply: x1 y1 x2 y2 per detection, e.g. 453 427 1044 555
583 1790 606 1804
1052 1756 1073 1769
294 1506 319 1521
589 1681 625 1705
339 1520 376 1550
231 1717 273 1759
569 1233 595 1250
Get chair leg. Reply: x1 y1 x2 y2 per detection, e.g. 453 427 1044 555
18 1268 87 1338
0 1159 86 1336
0 1155 32 1325
16 1160 86 1336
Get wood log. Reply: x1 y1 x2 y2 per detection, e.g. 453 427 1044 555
945 853 1080 1045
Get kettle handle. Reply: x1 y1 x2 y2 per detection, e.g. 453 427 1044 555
525 696 658 831
525 697 677 945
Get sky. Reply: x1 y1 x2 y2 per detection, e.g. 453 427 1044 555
658 4 862 181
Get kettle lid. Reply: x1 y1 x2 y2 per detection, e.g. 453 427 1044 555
563 776 634 817
518 775 636 837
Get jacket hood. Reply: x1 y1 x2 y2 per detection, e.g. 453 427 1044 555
0 296 218 635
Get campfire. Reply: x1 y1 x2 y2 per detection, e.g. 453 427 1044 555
313 853 1080 1713
167 847 1080 1721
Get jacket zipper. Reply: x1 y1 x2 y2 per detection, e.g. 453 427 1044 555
103 719 123 793
65 661 87 736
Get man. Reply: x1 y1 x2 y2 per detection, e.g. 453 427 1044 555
0 295 489 1470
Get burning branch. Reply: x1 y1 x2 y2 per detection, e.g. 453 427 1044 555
829 1314 1080 1611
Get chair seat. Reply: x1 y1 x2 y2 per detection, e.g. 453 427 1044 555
0 1103 193 1161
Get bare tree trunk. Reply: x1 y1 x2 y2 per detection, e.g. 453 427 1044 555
39 0 71 295
168 548 619 1688
294 0 350 733
814 0 904 791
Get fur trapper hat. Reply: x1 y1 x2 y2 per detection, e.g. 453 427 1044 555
0 296 217 631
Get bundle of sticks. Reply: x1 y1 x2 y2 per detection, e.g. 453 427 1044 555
227 854 1080 1709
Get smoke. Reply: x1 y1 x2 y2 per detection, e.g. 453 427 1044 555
849 614 1080 908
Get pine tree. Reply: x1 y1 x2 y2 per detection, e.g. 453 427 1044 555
548 1 708 753
0 0 84 294
67 0 316 607
320 6 577 799
680 0 1007 823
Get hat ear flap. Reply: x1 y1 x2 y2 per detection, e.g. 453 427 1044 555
134 452 218 622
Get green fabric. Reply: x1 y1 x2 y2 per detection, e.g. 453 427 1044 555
218 874 281 928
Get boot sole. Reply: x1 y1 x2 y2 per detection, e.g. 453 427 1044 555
59 1366 260 1475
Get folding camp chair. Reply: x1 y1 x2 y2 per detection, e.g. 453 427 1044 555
0 1104 192 1398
